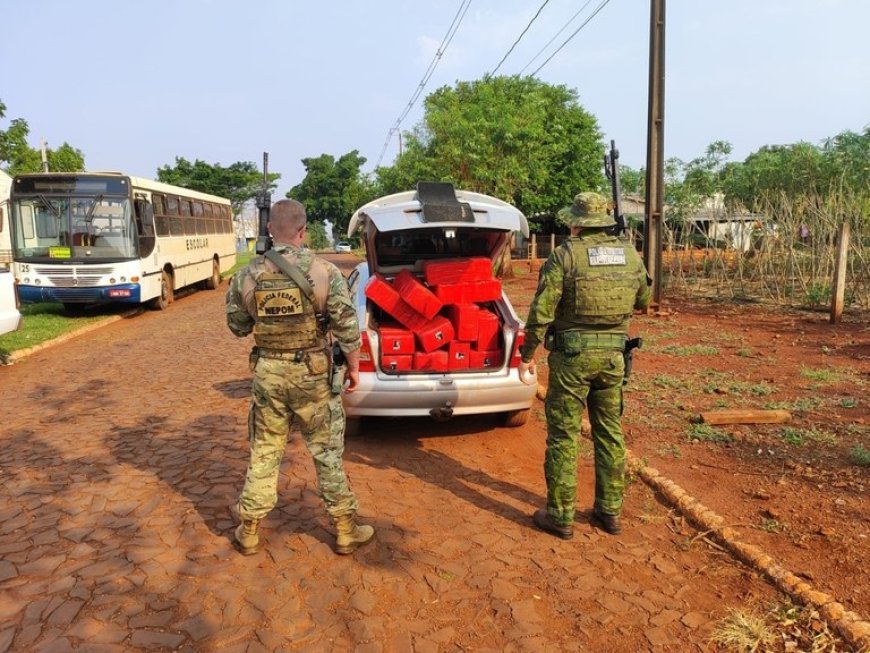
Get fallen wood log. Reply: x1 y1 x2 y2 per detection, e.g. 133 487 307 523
698 409 791 425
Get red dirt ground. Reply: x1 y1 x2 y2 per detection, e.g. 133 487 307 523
500 264 869 621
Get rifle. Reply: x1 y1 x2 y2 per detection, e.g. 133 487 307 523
255 152 272 254
623 336 643 385
603 140 627 236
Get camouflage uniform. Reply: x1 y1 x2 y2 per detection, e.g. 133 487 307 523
520 193 650 527
226 243 362 522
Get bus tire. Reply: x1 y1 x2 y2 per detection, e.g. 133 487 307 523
204 258 220 290
150 270 174 311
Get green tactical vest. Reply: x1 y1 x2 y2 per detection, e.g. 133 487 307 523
252 270 321 351
556 236 639 328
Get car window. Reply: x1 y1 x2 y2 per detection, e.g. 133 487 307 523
374 228 499 265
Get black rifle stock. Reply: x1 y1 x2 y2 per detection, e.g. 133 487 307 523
604 140 627 236
255 152 272 254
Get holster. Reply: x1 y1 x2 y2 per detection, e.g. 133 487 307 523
330 342 347 395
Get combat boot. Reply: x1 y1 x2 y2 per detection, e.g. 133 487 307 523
233 517 262 555
334 513 374 555
591 509 622 535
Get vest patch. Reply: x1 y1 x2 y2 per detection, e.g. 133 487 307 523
255 288 304 317
588 247 626 266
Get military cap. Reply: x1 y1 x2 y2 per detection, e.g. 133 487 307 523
556 191 613 228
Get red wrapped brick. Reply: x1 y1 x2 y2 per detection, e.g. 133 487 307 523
448 341 470 370
423 257 493 285
413 350 449 372
381 354 413 373
445 304 480 341
476 309 500 351
364 274 427 331
469 349 503 369
433 279 502 305
378 322 415 355
415 315 455 353
393 269 443 319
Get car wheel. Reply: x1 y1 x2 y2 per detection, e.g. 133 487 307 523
502 409 530 427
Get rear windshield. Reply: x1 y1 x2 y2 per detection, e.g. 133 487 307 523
375 227 503 266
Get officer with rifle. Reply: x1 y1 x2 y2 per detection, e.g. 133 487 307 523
225 153 373 556
517 149 650 539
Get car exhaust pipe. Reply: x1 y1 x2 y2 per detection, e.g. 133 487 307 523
429 406 454 422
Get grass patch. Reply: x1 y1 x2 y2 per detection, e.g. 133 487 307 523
710 608 774 652
764 397 824 412
799 366 841 384
651 374 693 390
838 396 857 408
656 443 682 458
779 426 838 447
0 303 113 361
850 445 870 467
736 348 753 357
687 423 732 443
660 343 720 356
225 251 253 277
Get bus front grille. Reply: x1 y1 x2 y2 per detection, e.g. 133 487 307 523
35 267 115 275
47 276 104 287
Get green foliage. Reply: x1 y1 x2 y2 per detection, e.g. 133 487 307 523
0 99 85 174
839 397 857 408
799 366 841 384
687 423 732 443
850 445 870 467
376 75 604 221
661 344 720 356
288 150 377 238
156 157 279 217
802 283 829 307
780 426 837 447
304 220 329 251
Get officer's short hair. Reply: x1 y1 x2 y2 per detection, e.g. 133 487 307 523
270 199 307 239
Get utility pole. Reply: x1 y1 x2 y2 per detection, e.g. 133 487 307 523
643 0 665 308
398 132 404 157
40 138 49 172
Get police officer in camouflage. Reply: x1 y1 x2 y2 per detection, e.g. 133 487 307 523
518 192 650 538
226 199 374 556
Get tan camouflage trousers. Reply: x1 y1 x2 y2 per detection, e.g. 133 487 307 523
544 348 626 526
237 356 358 521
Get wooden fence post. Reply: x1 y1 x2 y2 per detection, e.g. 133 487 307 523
528 233 537 272
830 222 850 324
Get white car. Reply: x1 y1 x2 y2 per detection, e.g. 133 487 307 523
0 269 22 336
334 241 352 253
342 183 536 431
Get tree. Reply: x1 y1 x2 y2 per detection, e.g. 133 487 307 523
376 75 604 223
156 157 278 217
287 150 377 237
305 220 329 251
0 99 85 174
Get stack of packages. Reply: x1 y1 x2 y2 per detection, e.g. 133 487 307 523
364 257 503 372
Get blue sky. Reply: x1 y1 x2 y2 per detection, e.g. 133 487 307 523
2 0 868 198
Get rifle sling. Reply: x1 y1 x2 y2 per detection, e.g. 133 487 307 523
264 249 315 304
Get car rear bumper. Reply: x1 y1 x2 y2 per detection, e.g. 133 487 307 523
342 369 536 417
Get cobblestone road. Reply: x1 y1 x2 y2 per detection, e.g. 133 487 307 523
0 282 779 652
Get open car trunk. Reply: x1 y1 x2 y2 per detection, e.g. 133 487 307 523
349 184 529 377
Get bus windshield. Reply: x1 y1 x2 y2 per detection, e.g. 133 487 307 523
11 194 136 261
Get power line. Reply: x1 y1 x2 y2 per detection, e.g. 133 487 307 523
530 0 612 77
490 0 551 77
375 0 474 169
518 0 595 75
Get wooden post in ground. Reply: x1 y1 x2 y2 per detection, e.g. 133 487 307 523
830 222 850 324
529 233 537 272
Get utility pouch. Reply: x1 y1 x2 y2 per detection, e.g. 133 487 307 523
543 328 555 352
330 343 347 395
248 346 259 373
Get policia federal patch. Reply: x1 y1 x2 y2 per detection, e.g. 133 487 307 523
255 288 305 317
587 247 626 266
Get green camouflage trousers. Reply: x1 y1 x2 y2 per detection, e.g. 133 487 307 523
544 348 626 526
237 355 358 521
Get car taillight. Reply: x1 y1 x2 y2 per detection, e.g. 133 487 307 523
509 329 525 368
359 331 375 372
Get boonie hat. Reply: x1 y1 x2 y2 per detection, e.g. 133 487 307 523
556 191 613 228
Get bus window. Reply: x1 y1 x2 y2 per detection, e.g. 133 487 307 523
152 193 170 236
135 199 156 257
180 200 195 235
167 196 183 235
